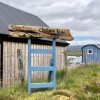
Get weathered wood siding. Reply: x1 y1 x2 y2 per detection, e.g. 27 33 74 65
0 43 2 86
3 41 66 86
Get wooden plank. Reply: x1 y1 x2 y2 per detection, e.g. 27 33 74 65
38 45 41 79
22 43 26 80
35 44 39 79
57 46 60 70
62 47 66 68
8 24 73 41
32 44 36 80
56 46 58 70
7 42 12 86
11 42 15 85
6 42 8 86
26 44 28 78
17 49 24 84
30 82 54 88
31 44 34 79
42 45 45 79
15 42 18 84
47 45 49 65
3 42 7 86
24 43 27 80
13 42 16 85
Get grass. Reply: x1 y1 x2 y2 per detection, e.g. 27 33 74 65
67 51 82 56
0 64 100 100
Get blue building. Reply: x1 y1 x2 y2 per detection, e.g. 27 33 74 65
81 44 100 64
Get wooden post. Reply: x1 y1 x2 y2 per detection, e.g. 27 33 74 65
28 39 31 94
53 38 56 89
17 49 24 85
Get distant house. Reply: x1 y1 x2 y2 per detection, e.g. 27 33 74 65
0 2 70 86
81 44 100 64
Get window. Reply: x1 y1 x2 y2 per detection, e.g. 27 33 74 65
87 49 93 54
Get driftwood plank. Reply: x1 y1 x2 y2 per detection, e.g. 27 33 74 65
8 24 73 40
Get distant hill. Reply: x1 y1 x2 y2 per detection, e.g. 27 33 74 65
67 45 83 56
67 45 83 52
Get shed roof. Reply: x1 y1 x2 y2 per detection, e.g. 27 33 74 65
0 2 48 34
95 44 100 48
82 44 100 49
0 2 69 46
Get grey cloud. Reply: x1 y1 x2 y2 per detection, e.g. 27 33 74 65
76 0 100 20
0 0 100 38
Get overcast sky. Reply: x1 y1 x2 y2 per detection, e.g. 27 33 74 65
0 0 100 45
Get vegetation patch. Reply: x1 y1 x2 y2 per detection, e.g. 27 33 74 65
0 64 99 100
52 90 72 97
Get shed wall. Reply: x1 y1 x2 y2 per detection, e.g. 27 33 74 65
3 41 66 86
0 43 2 86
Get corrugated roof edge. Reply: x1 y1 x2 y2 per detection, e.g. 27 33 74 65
81 44 100 49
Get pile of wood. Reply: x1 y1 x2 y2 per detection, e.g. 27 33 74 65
8 24 73 41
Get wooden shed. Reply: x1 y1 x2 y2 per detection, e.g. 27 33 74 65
0 2 69 86
81 44 100 64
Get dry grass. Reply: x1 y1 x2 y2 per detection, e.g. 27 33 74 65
0 64 100 100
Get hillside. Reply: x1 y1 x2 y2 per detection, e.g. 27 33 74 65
67 45 83 52
67 45 83 56
0 64 100 100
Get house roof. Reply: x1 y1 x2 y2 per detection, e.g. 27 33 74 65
95 44 100 48
82 44 100 49
0 2 69 46
0 2 48 34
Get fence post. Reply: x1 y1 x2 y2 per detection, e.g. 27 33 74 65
28 39 31 94
53 38 56 89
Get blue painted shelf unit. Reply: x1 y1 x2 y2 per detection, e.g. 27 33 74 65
28 39 56 94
